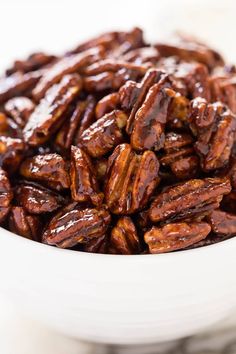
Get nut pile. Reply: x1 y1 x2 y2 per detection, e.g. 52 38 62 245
1 28 236 254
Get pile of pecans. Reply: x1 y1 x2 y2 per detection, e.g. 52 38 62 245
1 28 236 255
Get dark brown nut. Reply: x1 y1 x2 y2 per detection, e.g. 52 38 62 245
70 146 103 206
83 234 108 254
207 209 236 236
167 92 189 129
20 153 70 191
122 47 160 64
221 191 236 214
209 73 236 114
95 93 120 119
23 74 82 146
94 158 108 181
55 95 96 150
42 206 111 248
170 156 199 180
4 96 35 127
105 144 160 214
15 183 64 214
144 221 211 254
79 110 127 158
0 71 41 104
0 167 13 223
6 52 56 75
0 136 25 173
33 47 102 101
83 59 149 76
155 35 224 69
149 177 231 223
8 206 42 241
110 216 141 254
189 98 236 171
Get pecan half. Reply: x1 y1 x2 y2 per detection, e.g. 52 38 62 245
42 206 111 248
144 221 211 254
122 47 160 65
6 52 56 75
23 74 82 145
110 216 141 254
0 167 13 223
207 209 236 236
4 96 35 128
8 206 42 241
83 234 108 254
70 146 103 206
149 177 231 223
105 144 160 214
79 110 127 158
95 93 120 119
20 153 70 191
0 136 25 173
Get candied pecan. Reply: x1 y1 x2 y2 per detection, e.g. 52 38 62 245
221 191 236 214
149 177 231 223
8 206 41 241
94 158 108 181
122 47 160 65
0 136 25 172
0 71 41 104
210 74 236 114
20 153 70 191
4 96 35 127
95 93 120 119
167 92 189 129
83 234 108 254
70 146 103 206
42 206 111 248
207 209 236 236
105 144 160 214
33 47 102 101
144 221 211 254
189 98 236 171
6 52 56 75
79 110 127 158
110 216 141 254
55 95 96 150
15 182 64 214
23 74 82 145
0 167 13 223
155 35 224 69
83 59 149 76
170 156 199 180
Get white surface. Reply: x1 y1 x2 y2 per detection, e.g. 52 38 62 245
1 0 236 352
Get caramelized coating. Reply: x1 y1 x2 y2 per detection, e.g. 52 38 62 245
20 153 70 191
23 74 82 145
0 136 25 173
207 209 236 236
145 221 211 254
0 168 13 223
70 146 103 206
95 93 120 119
4 96 35 128
105 144 160 214
42 206 111 248
6 52 56 75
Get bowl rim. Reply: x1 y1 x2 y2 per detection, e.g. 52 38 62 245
1 225 236 260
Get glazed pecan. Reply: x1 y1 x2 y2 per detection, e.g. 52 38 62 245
70 146 103 206
149 177 231 223
94 158 108 181
8 206 41 241
0 136 25 173
110 216 141 254
15 182 64 214
6 52 56 75
20 153 70 191
23 74 82 145
0 167 13 223
105 144 160 214
167 92 189 129
122 47 160 65
207 209 236 236
79 110 127 158
83 234 108 254
33 47 102 101
144 221 211 254
42 206 111 248
189 98 236 171
95 93 120 119
55 95 96 150
4 96 35 128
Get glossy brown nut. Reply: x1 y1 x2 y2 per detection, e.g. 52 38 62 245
8 206 42 241
6 52 56 75
4 96 35 128
70 146 103 206
122 47 160 64
95 93 120 119
42 206 111 248
167 93 189 128
170 155 199 180
20 153 70 191
144 221 211 254
207 209 236 236
94 158 108 181
15 183 64 214
23 74 82 146
110 216 141 254
32 47 102 101
83 59 149 76
79 110 127 158
0 167 13 223
83 234 108 254
149 177 231 223
105 144 160 214
0 136 25 173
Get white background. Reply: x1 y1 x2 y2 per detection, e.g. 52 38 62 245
1 0 236 353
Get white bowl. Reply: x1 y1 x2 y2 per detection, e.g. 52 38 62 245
0 227 236 345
